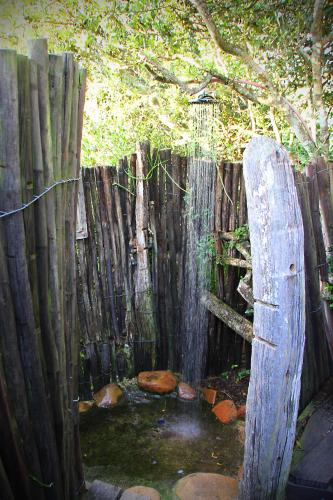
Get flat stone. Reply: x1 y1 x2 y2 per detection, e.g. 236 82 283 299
137 371 177 394
79 400 95 413
88 479 122 500
120 485 160 500
178 382 196 401
93 383 123 408
201 387 217 405
212 400 237 424
174 472 238 500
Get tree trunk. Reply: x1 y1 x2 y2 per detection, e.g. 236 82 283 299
241 137 305 499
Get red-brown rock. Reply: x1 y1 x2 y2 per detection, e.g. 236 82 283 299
93 383 123 408
79 401 94 413
174 472 238 500
237 404 246 420
201 387 217 405
137 370 177 394
212 400 237 424
178 382 196 401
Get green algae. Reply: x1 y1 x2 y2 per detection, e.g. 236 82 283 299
80 392 243 499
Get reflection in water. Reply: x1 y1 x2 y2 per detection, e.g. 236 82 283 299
166 417 203 440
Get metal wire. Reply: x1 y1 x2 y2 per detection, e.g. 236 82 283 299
0 177 80 219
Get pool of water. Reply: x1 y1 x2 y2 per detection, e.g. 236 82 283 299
80 388 243 499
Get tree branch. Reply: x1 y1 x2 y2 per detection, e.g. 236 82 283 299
269 107 281 144
202 291 253 343
188 0 317 154
144 58 213 94
323 31 333 46
219 257 252 269
311 0 329 155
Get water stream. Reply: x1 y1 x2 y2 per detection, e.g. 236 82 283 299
181 99 218 383
181 157 216 383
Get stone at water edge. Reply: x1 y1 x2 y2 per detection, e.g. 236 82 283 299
212 400 238 424
120 485 161 500
93 383 123 408
178 382 196 401
88 480 122 500
137 370 177 394
79 400 95 413
174 472 238 500
201 387 217 405
237 404 246 420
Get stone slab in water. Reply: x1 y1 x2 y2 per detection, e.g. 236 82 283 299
212 400 237 424
201 388 217 405
79 400 95 413
137 370 177 394
178 382 196 401
93 383 123 407
174 472 238 500
120 485 161 500
88 479 122 500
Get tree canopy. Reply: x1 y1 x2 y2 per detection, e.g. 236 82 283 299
0 0 332 165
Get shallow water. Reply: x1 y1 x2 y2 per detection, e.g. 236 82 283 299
80 390 243 498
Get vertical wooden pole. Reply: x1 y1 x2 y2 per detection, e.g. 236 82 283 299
134 142 157 371
28 41 66 495
241 137 305 499
295 171 331 409
0 47 62 500
72 67 87 496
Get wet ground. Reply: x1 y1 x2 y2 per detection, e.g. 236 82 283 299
80 387 244 499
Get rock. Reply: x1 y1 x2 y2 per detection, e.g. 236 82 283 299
88 479 122 500
178 382 196 401
79 400 94 413
174 472 238 500
237 404 246 420
93 383 123 408
121 485 160 500
212 400 237 424
137 371 177 394
201 387 217 405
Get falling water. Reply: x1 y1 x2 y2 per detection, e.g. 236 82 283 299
188 95 218 161
181 97 218 384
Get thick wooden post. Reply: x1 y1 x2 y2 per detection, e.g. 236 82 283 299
134 142 157 371
241 137 305 499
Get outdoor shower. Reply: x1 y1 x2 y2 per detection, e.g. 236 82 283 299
181 90 218 383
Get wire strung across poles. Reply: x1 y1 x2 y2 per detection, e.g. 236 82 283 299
0 177 80 219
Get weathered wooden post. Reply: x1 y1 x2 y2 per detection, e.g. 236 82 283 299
241 137 305 499
134 141 158 371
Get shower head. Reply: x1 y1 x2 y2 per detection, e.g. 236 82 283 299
189 91 217 105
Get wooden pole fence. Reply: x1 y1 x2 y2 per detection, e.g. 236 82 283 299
0 40 86 500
